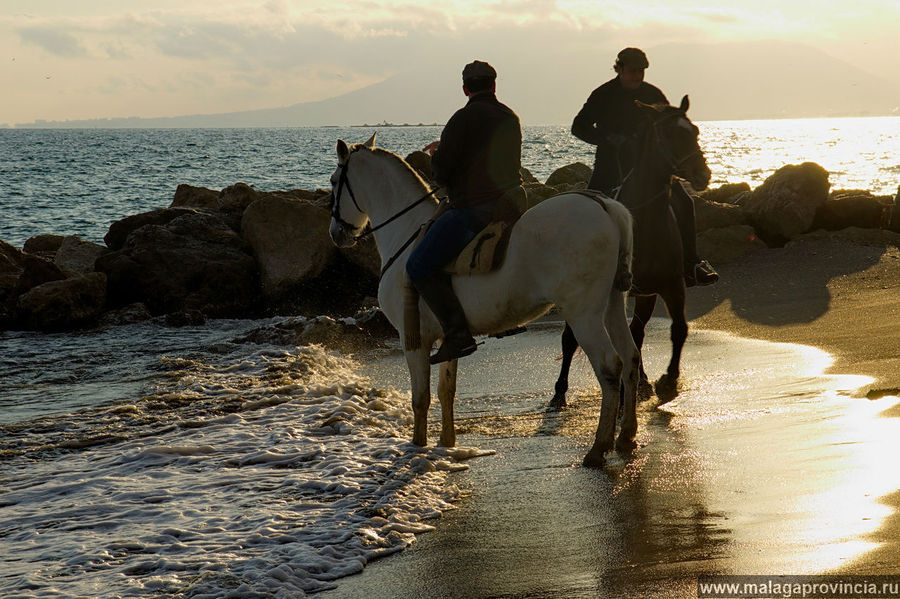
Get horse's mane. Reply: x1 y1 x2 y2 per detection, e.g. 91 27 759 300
351 144 433 192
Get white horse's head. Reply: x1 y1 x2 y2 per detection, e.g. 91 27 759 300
328 133 377 248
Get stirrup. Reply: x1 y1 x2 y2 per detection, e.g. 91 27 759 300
685 260 719 287
429 336 478 364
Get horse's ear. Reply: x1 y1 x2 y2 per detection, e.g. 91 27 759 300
679 95 690 113
337 139 350 163
363 132 377 148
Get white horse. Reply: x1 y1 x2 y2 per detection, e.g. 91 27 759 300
328 134 639 467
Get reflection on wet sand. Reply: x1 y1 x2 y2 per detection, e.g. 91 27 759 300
328 322 900 598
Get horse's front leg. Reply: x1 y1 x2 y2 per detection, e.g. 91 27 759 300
630 295 657 398
550 323 579 410
657 286 687 402
437 359 458 447
405 347 432 446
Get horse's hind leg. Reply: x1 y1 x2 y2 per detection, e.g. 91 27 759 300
405 348 432 446
550 323 579 410
657 286 687 402
437 359 458 447
606 290 640 453
631 295 657 397
567 313 622 468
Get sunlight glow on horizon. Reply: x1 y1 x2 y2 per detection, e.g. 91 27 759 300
2 1 899 125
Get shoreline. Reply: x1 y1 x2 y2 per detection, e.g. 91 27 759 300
687 237 900 396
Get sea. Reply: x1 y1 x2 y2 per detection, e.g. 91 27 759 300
1 118 900 598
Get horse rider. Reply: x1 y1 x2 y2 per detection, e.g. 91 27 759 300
408 60 524 365
572 47 719 287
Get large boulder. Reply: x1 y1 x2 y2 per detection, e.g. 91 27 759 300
96 211 260 317
171 184 220 210
522 182 561 210
694 197 749 231
813 190 895 232
240 196 338 302
545 162 592 190
699 182 751 205
54 236 108 277
696 225 768 265
734 162 830 242
16 272 107 331
1 240 66 327
23 234 66 259
104 207 199 250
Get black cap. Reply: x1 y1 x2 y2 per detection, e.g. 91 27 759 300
616 47 649 69
462 60 497 80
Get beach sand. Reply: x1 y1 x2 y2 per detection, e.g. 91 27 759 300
322 237 900 598
688 236 900 398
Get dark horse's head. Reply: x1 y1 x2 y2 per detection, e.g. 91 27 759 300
637 95 711 191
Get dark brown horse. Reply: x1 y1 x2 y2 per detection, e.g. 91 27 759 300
550 95 711 408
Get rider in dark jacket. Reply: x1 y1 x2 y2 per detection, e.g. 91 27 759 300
572 47 718 286
407 60 524 364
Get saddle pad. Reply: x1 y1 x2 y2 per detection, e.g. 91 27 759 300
445 220 511 276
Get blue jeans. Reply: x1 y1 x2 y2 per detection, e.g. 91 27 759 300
406 204 493 282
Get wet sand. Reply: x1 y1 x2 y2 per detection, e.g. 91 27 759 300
322 237 900 597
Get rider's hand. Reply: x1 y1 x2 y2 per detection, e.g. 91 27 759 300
422 141 440 156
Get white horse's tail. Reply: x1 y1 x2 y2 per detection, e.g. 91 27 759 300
605 200 634 292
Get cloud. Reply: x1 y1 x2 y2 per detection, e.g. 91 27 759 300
17 25 88 57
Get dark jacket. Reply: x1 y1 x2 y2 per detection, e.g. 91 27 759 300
432 92 523 216
571 76 667 194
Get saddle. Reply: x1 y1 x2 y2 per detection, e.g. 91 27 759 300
444 220 512 276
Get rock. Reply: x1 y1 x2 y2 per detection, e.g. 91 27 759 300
522 182 561 209
404 151 433 183
696 225 768 264
97 303 153 327
545 162 592 190
234 315 388 353
240 195 338 302
104 207 199 251
1 241 68 328
699 182 751 205
734 162 830 242
54 236 108 277
813 191 894 231
694 197 748 231
339 235 382 280
96 211 260 317
218 182 260 215
171 184 220 210
165 310 206 327
520 167 539 184
16 272 107 331
23 234 66 258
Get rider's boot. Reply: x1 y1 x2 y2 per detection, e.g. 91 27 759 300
685 259 719 287
414 273 477 364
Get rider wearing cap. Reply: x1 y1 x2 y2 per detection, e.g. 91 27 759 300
572 47 718 286
407 60 523 364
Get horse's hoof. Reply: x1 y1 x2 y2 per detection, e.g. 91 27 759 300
582 451 606 468
655 375 679 403
438 436 456 448
637 378 654 400
412 434 427 447
615 438 637 453
548 393 567 410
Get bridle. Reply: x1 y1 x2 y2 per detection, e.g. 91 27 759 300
330 146 439 243
650 111 704 175
330 146 441 276
619 111 704 212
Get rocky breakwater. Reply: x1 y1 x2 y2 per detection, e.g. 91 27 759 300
1 154 897 334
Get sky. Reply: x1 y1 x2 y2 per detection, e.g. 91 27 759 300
2 0 899 126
